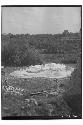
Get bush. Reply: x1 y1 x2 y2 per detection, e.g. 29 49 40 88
1 38 43 66
20 47 44 66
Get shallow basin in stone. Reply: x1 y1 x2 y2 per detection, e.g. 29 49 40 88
10 63 75 79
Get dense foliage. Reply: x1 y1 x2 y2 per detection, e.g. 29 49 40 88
63 57 82 117
1 31 81 66
1 35 43 66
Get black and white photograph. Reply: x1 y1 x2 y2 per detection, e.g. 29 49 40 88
1 6 82 120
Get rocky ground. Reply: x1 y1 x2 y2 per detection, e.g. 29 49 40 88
1 66 82 119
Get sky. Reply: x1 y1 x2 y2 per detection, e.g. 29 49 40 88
2 7 81 34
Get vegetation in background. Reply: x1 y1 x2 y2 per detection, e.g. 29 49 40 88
1 30 81 66
1 35 43 66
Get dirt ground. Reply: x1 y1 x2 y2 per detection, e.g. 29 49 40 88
1 65 82 119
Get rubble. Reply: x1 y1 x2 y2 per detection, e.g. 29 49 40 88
10 63 74 79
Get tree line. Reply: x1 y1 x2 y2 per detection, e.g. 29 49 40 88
1 32 81 66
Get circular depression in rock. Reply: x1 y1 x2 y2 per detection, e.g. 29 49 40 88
10 63 75 79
